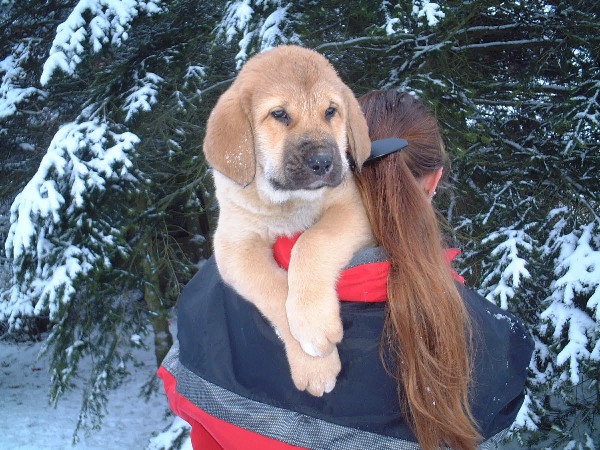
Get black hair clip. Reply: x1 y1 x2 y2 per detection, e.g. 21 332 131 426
348 138 408 171
366 138 408 163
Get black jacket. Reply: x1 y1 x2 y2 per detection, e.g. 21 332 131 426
162 252 534 449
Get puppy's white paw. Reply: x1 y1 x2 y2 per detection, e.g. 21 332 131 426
287 345 342 397
286 290 343 358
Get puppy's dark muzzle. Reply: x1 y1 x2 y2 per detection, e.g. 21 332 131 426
270 137 345 191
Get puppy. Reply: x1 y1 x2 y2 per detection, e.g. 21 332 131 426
203 45 374 396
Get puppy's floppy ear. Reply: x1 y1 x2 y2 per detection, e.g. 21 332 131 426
343 87 371 170
203 85 255 186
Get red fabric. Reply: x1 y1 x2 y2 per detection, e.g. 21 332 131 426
158 366 306 450
273 234 464 302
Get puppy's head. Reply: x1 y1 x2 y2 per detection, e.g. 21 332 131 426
203 46 370 196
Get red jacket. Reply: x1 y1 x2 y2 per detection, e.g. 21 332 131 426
159 237 532 449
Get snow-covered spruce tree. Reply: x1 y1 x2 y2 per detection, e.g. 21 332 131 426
3 119 144 433
1 0 218 440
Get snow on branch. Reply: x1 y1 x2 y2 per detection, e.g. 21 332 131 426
1 120 139 329
551 222 600 314
123 70 163 122
413 41 452 60
40 0 162 86
184 65 206 87
259 3 291 50
217 0 294 69
147 416 191 450
509 393 539 433
482 181 512 225
315 36 388 51
458 23 522 34
451 38 558 51
412 1 445 27
0 42 46 120
541 218 600 385
541 302 595 385
219 0 254 43
481 226 533 310
563 81 599 155
380 1 400 36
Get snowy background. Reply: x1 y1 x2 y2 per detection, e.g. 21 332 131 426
0 336 177 450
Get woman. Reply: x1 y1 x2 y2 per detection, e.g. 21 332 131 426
158 90 533 450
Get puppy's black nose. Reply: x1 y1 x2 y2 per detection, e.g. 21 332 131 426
307 154 333 176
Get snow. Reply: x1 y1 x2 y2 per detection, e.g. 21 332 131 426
183 66 206 87
259 5 290 51
147 417 192 450
379 0 444 36
412 1 445 27
541 296 596 386
218 1 293 69
378 0 401 35
0 336 174 450
451 38 553 51
0 43 45 120
1 120 138 328
40 0 163 86
218 0 254 67
481 227 533 310
509 394 538 432
478 212 599 390
221 0 253 41
4 120 135 260
551 222 600 315
539 219 600 384
124 71 164 122
5 120 133 261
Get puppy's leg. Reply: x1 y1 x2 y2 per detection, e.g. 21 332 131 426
215 234 342 396
286 198 373 358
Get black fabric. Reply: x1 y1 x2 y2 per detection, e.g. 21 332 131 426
177 256 533 443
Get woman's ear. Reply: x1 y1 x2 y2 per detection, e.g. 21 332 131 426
422 167 443 200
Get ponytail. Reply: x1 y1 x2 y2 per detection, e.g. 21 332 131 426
355 90 481 450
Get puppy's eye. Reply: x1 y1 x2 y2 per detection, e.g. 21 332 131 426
325 107 337 120
271 109 290 125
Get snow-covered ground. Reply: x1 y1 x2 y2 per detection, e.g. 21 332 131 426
0 336 178 450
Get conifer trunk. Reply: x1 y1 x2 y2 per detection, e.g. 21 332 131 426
143 249 173 367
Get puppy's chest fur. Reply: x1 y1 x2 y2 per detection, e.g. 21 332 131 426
261 203 322 237
213 171 328 238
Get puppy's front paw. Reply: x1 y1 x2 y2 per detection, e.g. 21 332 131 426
286 290 343 357
287 345 342 397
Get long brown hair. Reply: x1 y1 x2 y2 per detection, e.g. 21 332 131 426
355 90 481 450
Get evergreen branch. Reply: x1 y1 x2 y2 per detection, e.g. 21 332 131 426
457 23 523 34
472 98 553 107
451 38 562 51
154 165 211 212
315 36 389 51
195 77 235 97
